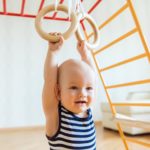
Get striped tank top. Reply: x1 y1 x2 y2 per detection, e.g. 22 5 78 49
46 103 96 150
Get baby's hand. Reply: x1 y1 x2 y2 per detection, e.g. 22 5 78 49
48 33 64 52
77 40 90 59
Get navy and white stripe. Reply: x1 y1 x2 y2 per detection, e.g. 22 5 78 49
46 103 96 150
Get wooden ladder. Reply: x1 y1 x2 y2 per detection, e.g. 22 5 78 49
81 0 150 149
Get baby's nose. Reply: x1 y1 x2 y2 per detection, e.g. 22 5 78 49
79 89 87 97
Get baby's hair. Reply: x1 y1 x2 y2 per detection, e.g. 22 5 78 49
57 59 96 85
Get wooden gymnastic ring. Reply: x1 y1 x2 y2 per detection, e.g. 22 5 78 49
75 13 100 49
35 4 78 42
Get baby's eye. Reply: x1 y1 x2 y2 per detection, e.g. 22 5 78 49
86 87 93 90
70 86 78 90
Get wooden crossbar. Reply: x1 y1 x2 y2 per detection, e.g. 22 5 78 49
100 53 146 72
112 102 150 107
106 79 150 89
126 137 150 148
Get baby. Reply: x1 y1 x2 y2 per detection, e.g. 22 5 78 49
42 33 96 150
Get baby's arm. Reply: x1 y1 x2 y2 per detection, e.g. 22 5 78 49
77 41 94 69
42 33 64 136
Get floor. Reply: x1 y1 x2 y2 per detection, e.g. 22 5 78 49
0 122 149 150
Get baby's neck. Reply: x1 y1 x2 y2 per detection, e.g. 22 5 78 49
75 111 88 118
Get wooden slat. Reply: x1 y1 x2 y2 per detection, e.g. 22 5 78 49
126 137 150 148
100 53 146 72
3 0 7 14
38 0 45 12
94 28 137 55
106 79 150 89
88 3 128 38
112 102 150 107
20 0 26 15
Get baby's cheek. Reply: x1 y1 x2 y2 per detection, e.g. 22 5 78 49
70 92 77 98
70 90 77 95
88 94 94 101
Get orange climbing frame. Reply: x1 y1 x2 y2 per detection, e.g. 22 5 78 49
82 0 150 149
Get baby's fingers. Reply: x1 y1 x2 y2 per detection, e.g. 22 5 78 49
77 40 85 50
58 35 64 44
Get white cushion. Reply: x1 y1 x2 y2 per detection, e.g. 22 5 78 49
126 91 150 100
102 112 150 135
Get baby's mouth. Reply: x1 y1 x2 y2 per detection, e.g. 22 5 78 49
75 101 87 104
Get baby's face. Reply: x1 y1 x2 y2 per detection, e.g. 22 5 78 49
58 60 96 115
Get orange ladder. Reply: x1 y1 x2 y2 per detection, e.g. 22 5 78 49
81 0 150 149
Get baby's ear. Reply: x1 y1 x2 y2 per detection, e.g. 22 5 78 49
54 84 61 101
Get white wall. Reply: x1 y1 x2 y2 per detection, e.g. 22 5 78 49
0 0 150 128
